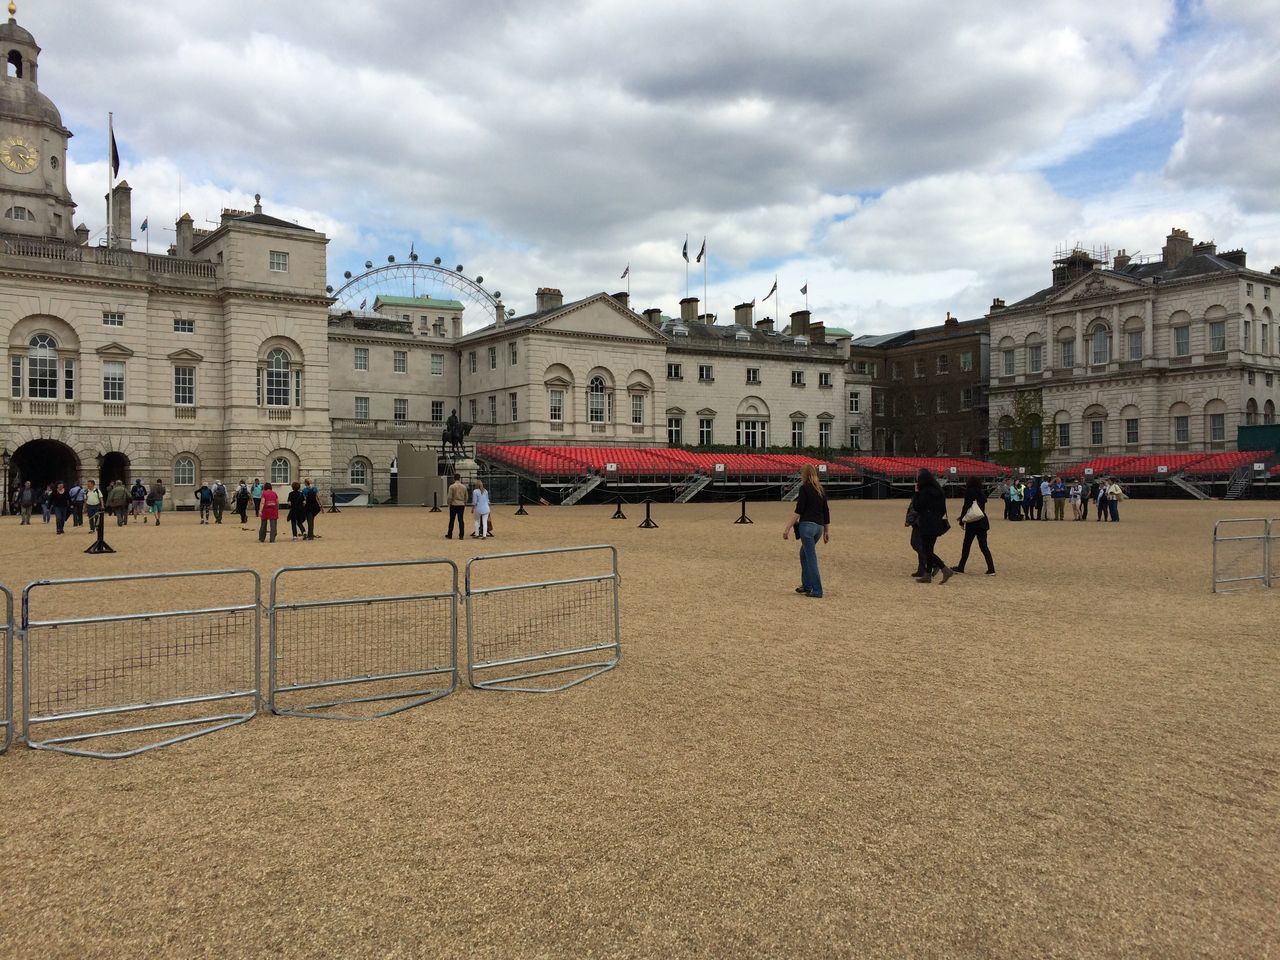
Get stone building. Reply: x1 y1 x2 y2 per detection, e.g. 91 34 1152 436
986 231 1280 468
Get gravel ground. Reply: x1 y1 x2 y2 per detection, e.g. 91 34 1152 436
0 498 1276 959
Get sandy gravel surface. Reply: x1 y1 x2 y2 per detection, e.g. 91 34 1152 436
0 499 1276 959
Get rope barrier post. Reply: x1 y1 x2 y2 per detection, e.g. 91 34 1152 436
84 515 116 554
430 490 441 513
611 496 626 520
638 498 658 529
515 491 529 516
734 496 753 524
327 487 341 513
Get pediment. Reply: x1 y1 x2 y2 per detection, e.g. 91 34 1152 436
533 294 669 342
789 410 808 420
543 375 573 388
817 411 835 420
666 406 686 416
696 407 717 417
1048 271 1148 307
96 342 134 357
167 348 205 362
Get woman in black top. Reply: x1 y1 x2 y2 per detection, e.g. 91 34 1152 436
49 481 70 535
952 476 995 575
909 468 952 584
782 464 831 598
286 481 307 540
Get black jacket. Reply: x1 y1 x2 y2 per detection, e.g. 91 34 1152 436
910 484 949 537
795 483 830 526
959 490 990 531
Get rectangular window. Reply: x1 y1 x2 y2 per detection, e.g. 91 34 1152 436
853 360 868 375
549 389 564 422
959 436 971 455
1089 419 1104 446
631 394 644 425
1174 416 1190 442
468 398 477 421
1248 371 1255 385
63 359 75 400
667 417 682 445
354 396 369 419
488 395 497 423
913 396 925 415
1174 326 1190 357
488 347 497 370
913 358 925 378
431 354 444 376
510 343 518 365
936 354 949 374
1246 282 1254 297
698 418 713 445
1243 320 1251 350
10 356 20 398
1002 350 1015 376
431 400 443 423
510 392 518 422
746 368 760 384
1125 418 1139 444
667 363 682 380
849 427 861 450
269 250 289 272
102 360 125 402
819 421 831 447
393 398 407 422
468 352 477 374
890 362 902 381
1210 321 1226 353
818 372 831 388
1060 340 1075 368
174 317 194 334
1265 287 1271 300
1028 344 1043 373
102 311 125 327
791 420 805 448
849 391 861 414
1263 325 1270 353
393 350 408 373
1092 332 1109 365
736 420 765 448
1128 331 1143 361
874 393 885 416
354 347 369 371
1210 413 1225 441
173 366 195 406
936 395 948 413
960 387 973 411
791 370 805 386
1057 422 1071 448
698 364 713 382
293 368 302 408
959 351 973 372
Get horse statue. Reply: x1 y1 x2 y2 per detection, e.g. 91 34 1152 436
442 410 473 457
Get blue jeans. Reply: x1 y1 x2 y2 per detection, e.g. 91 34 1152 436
798 521 823 597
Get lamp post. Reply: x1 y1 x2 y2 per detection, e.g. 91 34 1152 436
1 448 9 516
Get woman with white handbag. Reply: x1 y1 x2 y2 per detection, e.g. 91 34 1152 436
952 476 996 576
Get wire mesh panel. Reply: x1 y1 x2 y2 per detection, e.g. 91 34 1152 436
1 586 12 754
21 569 260 759
1268 519 1279 588
1212 519 1270 593
269 559 458 719
466 545 621 692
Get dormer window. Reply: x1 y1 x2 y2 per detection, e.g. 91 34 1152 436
4 206 33 222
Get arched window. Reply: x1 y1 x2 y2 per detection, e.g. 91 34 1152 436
1265 400 1276 425
270 457 291 484
588 376 606 423
1089 324 1110 365
7 50 23 79
4 206 33 222
1245 398 1259 426
349 459 368 486
173 457 196 486
28 334 58 398
265 348 291 406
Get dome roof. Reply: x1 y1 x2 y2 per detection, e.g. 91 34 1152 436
0 76 62 128
0 17 37 47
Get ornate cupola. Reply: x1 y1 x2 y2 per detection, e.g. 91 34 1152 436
1 2 77 241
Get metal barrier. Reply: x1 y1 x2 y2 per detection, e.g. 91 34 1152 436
1212 519 1271 593
21 570 261 759
1269 519 1280 588
269 559 458 719
466 545 620 692
1 586 12 754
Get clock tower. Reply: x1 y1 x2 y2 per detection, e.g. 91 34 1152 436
1 3 76 241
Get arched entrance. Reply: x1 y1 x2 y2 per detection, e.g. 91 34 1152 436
11 439 80 493
100 451 131 489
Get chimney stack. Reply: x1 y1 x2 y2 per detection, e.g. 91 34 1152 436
612 291 629 309
74 222 89 246
679 297 699 323
535 287 563 312
1163 228 1193 269
1193 241 1216 257
990 297 1006 312
734 302 754 327
790 310 811 336
1113 249 1131 270
944 311 959 328
106 181 133 250
755 318 774 333
809 322 826 343
699 313 716 325
643 307 663 327
494 300 505 327
176 213 194 258
1219 249 1247 268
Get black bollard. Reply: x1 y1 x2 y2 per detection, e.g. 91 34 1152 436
84 516 116 554
610 496 627 520
430 491 441 513
638 498 658 529
514 491 529 516
734 496 753 524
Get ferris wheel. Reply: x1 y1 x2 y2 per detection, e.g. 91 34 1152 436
327 253 504 317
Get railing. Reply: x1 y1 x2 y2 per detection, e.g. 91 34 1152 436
174 406 196 419
103 403 127 417
2 237 84 261
147 255 217 278
331 417 442 436
2 237 219 279
266 409 292 421
28 400 58 416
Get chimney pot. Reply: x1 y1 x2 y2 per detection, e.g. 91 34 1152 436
612 291 629 309
755 318 774 333
733 302 754 327
535 287 563 312
789 310 811 336
809 322 826 343
1163 228 1194 269
679 297 699 323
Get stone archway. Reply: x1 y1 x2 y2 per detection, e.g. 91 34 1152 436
100 451 131 489
11 438 80 493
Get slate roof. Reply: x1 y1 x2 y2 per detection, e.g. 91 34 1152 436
1007 252 1249 309
233 212 315 232
374 295 465 310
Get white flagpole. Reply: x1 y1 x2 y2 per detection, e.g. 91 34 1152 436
702 238 708 321
684 234 689 298
106 112 113 249
775 275 781 330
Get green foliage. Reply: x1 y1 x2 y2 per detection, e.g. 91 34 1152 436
991 391 1057 473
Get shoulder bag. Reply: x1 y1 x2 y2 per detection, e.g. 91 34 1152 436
961 502 985 524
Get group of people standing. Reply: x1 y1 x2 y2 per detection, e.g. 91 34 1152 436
445 474 494 539
997 476 1126 522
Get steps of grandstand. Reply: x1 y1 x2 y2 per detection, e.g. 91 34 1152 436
781 477 804 501
561 474 604 506
1224 465 1254 500
1169 473 1212 500
674 474 712 503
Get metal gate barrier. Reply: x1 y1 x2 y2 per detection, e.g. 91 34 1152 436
466 545 620 692
1 586 11 754
1212 519 1272 592
21 569 261 759
269 559 458 719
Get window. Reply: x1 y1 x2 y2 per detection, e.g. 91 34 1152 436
1002 350 1015 376
1174 416 1190 442
431 400 444 423
818 372 831 388
874 393 885 416
913 396 925 415
819 421 831 447
959 351 973 372
265 348 291 406
354 396 369 419
913 358 925 378
468 399 477 421
936 354 949 375
1210 413 1225 441
488 395 497 424
270 457 291 484
349 460 368 486
1265 287 1272 301
1267 374 1275 388
510 392 519 422
28 334 58 398
1210 321 1226 353
431 353 444 376
1174 326 1190 357
631 394 644 425
1246 283 1254 298
102 311 124 327
1248 371 1255 386
488 346 497 369
4 205 33 221
268 250 289 273
849 392 861 414
1091 328 1109 365
173 366 195 406
549 390 564 423
791 370 805 387
588 377 606 423
698 418 713 445
10 355 20 398
354 347 368 371
959 436 971 455
667 417 683 445
736 419 766 448
746 368 760 384
1057 422 1071 448
510 343 518 365
1060 341 1075 368
1263 325 1270 354
1028 345 1043 373
849 427 861 450
393 350 407 374
667 363 682 380
1089 419 1104 446
791 420 805 447
1125 418 1139 444
63 358 74 400
890 362 902 381
1243 320 1251 350
853 361 869 375
394 398 408 421
960 388 973 411
102 360 125 402
698 364 714 382
1128 331 1143 361
936 394 948 413
468 352 477 374
999 428 1013 451
174 317 194 334
1029 425 1041 449
174 457 195 486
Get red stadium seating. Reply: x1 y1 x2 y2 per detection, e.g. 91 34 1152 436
1183 451 1258 476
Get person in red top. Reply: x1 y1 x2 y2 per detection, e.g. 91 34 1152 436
258 482 280 543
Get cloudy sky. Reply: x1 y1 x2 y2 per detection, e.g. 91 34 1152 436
20 0 1280 332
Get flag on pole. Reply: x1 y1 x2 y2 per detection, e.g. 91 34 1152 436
764 279 777 301
682 237 689 262
621 264 630 279
750 298 756 308
696 237 706 263
359 298 367 310
109 119 120 178
800 282 807 295
140 217 148 232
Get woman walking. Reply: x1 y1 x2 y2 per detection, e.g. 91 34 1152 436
258 482 279 543
910 468 952 584
782 463 830 599
470 479 492 538
234 481 250 527
952 477 995 576
303 478 321 540
286 481 307 540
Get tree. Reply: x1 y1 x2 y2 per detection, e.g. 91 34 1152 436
991 390 1056 473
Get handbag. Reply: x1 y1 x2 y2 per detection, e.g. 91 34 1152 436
961 502 985 523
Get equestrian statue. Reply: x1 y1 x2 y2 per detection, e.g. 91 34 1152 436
442 409 473 457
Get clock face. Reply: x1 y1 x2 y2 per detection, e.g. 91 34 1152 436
2 135 40 174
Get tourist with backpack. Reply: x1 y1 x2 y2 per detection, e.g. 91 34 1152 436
211 480 228 524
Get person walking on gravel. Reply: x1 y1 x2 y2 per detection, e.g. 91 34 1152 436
445 473 467 539
470 478 492 539
148 478 166 526
782 463 830 599
258 483 279 543
951 477 995 576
